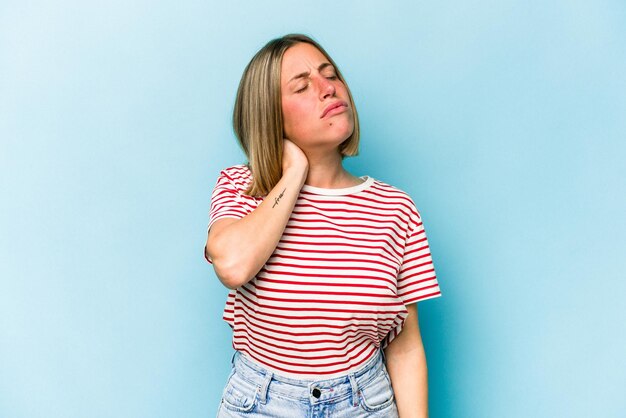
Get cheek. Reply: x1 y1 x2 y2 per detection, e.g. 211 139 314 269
282 98 311 135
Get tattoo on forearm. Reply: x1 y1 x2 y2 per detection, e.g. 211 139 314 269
272 188 286 208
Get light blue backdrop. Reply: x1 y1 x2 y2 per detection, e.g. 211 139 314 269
1 1 624 417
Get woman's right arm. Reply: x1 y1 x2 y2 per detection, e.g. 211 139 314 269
206 140 309 289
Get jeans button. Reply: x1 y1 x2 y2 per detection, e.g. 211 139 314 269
312 387 321 398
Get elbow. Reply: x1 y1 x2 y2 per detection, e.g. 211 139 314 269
217 275 239 290
206 230 256 289
209 251 253 289
214 264 240 289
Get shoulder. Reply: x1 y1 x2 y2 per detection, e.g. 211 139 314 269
371 178 411 199
370 178 422 219
216 163 253 187
209 164 255 199
219 163 252 181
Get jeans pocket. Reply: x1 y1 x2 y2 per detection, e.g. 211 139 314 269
220 371 260 413
358 368 395 413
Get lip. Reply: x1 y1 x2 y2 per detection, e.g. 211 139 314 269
320 101 348 119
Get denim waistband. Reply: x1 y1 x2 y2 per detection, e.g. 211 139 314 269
228 347 388 406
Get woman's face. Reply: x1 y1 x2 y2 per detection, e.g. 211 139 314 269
280 42 354 153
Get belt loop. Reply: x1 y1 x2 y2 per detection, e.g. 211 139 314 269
230 350 237 366
348 373 359 407
380 345 387 365
259 371 273 404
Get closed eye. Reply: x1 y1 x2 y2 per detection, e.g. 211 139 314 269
295 73 337 93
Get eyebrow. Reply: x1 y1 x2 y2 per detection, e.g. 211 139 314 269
288 62 334 83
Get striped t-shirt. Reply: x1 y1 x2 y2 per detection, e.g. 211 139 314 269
205 164 441 379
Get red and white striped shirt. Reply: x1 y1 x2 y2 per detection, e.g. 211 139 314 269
205 164 441 379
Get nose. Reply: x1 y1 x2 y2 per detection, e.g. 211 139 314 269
317 76 336 100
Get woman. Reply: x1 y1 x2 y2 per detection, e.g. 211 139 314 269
205 34 442 417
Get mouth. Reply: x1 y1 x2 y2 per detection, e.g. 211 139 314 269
321 101 348 119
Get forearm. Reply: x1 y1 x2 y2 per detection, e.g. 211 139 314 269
383 303 429 417
385 344 429 418
207 167 307 287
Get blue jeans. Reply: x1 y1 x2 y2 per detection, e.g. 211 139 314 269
216 348 399 417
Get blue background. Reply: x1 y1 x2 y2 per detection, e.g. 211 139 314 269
1 1 624 417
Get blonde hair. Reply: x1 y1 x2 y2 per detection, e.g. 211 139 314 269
233 34 360 197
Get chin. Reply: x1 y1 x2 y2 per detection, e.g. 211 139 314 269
325 116 354 139
333 123 354 143
292 121 354 148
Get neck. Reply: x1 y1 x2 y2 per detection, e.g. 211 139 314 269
303 148 360 188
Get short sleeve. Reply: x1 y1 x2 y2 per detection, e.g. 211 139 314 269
380 209 442 350
396 211 441 304
203 169 251 264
